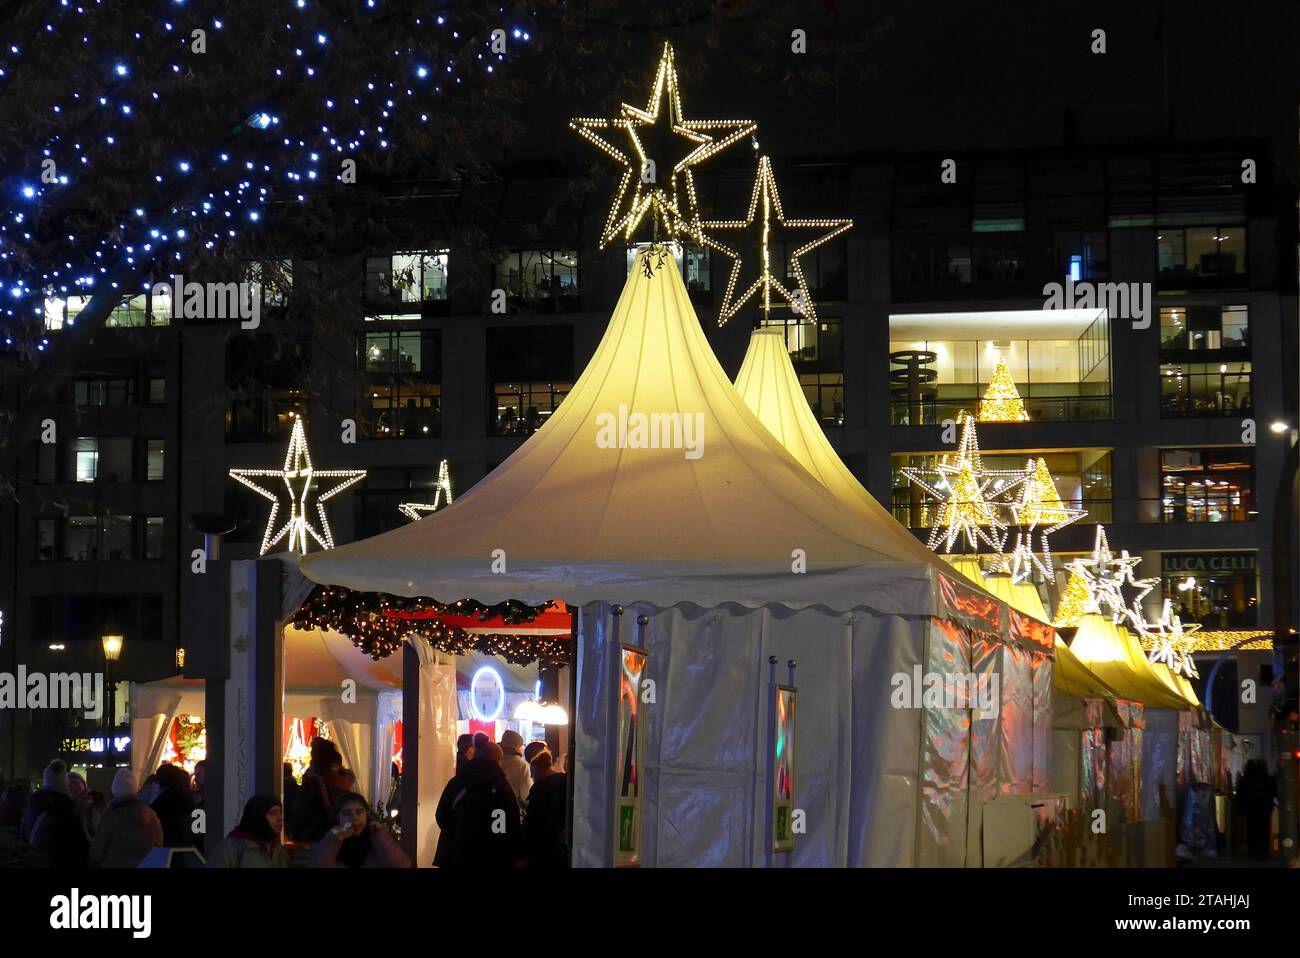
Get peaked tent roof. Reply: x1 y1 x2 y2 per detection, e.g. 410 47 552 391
734 328 943 565
1069 614 1191 709
301 250 939 613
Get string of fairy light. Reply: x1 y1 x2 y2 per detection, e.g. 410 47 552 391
1 1 536 349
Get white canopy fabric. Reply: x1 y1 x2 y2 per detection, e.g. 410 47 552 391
300 249 939 615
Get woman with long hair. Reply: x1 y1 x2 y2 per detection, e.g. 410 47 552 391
308 793 409 869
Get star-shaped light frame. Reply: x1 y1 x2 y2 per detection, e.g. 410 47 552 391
1141 598 1203 679
1064 525 1159 629
1003 457 1086 583
228 416 366 556
398 458 454 522
902 412 1030 554
570 42 755 249
701 154 853 326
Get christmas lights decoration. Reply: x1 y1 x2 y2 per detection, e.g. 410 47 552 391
1005 457 1086 584
291 586 565 664
901 411 1030 553
701 154 853 326
0 4 536 357
1052 565 1093 628
977 356 1031 422
397 458 454 521
228 415 366 556
1141 598 1202 680
569 41 755 249
1063 525 1159 632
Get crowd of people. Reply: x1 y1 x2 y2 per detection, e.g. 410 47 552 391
0 728 571 868
433 729 570 869
0 757 205 868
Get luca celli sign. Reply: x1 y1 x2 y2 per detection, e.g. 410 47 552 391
1161 552 1256 574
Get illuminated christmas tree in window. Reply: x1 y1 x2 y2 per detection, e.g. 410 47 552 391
978 356 1030 422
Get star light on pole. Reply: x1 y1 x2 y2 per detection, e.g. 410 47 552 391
901 411 1030 554
1142 598 1202 679
569 42 755 249
228 415 365 555
398 458 454 521
1066 525 1158 628
700 153 853 325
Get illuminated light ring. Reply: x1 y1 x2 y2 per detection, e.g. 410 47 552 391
470 665 506 722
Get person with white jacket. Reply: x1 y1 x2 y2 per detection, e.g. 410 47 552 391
498 730 532 809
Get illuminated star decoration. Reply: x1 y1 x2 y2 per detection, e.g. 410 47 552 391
570 41 755 249
701 154 853 326
1142 599 1203 679
1068 525 1158 629
1004 457 1086 584
398 459 454 521
902 411 1030 553
228 416 366 555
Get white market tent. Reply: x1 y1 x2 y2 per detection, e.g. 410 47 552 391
130 624 409 805
299 249 1051 867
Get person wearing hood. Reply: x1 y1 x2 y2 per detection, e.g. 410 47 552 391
440 742 525 869
27 761 89 867
88 770 164 868
498 730 532 809
308 793 409 868
523 751 569 868
207 794 290 868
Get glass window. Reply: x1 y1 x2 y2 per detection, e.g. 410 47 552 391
144 517 164 559
44 294 66 331
1160 361 1252 417
147 362 166 403
362 384 442 438
366 251 448 303
1161 552 1257 628
36 518 57 561
104 515 133 560
245 259 293 306
495 250 579 301
757 317 843 371
359 331 438 377
146 440 165 481
71 438 99 482
63 516 98 560
1159 448 1254 522
1157 227 1246 284
105 295 149 328
685 246 710 293
492 381 571 436
800 373 845 426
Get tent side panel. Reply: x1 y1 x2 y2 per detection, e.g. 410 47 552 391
917 617 971 867
966 631 1000 867
1142 708 1180 821
1031 651 1054 794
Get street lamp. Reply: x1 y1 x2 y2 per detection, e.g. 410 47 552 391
101 634 123 755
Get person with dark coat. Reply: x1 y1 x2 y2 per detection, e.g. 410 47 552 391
523 751 569 868
150 764 200 852
438 742 525 869
432 734 476 867
0 782 41 868
1236 759 1276 860
308 793 409 868
207 794 290 868
294 738 342 842
89 769 163 868
28 762 89 868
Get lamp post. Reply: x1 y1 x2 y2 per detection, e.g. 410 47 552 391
101 634 123 755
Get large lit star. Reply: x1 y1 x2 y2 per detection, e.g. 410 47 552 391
1004 457 1086 583
398 458 454 522
1141 599 1203 679
1069 525 1159 628
228 416 366 555
701 154 853 325
570 42 755 249
902 412 1029 553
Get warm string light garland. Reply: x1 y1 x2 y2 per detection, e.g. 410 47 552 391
977 356 1031 422
228 415 365 555
569 41 755 250
397 458 454 521
291 586 564 664
701 153 853 326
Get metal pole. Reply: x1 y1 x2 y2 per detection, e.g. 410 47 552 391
565 606 579 867
764 654 777 869
606 605 623 868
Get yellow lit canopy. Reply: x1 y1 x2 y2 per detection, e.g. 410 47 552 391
1054 637 1117 699
301 250 946 613
1069 614 1193 709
